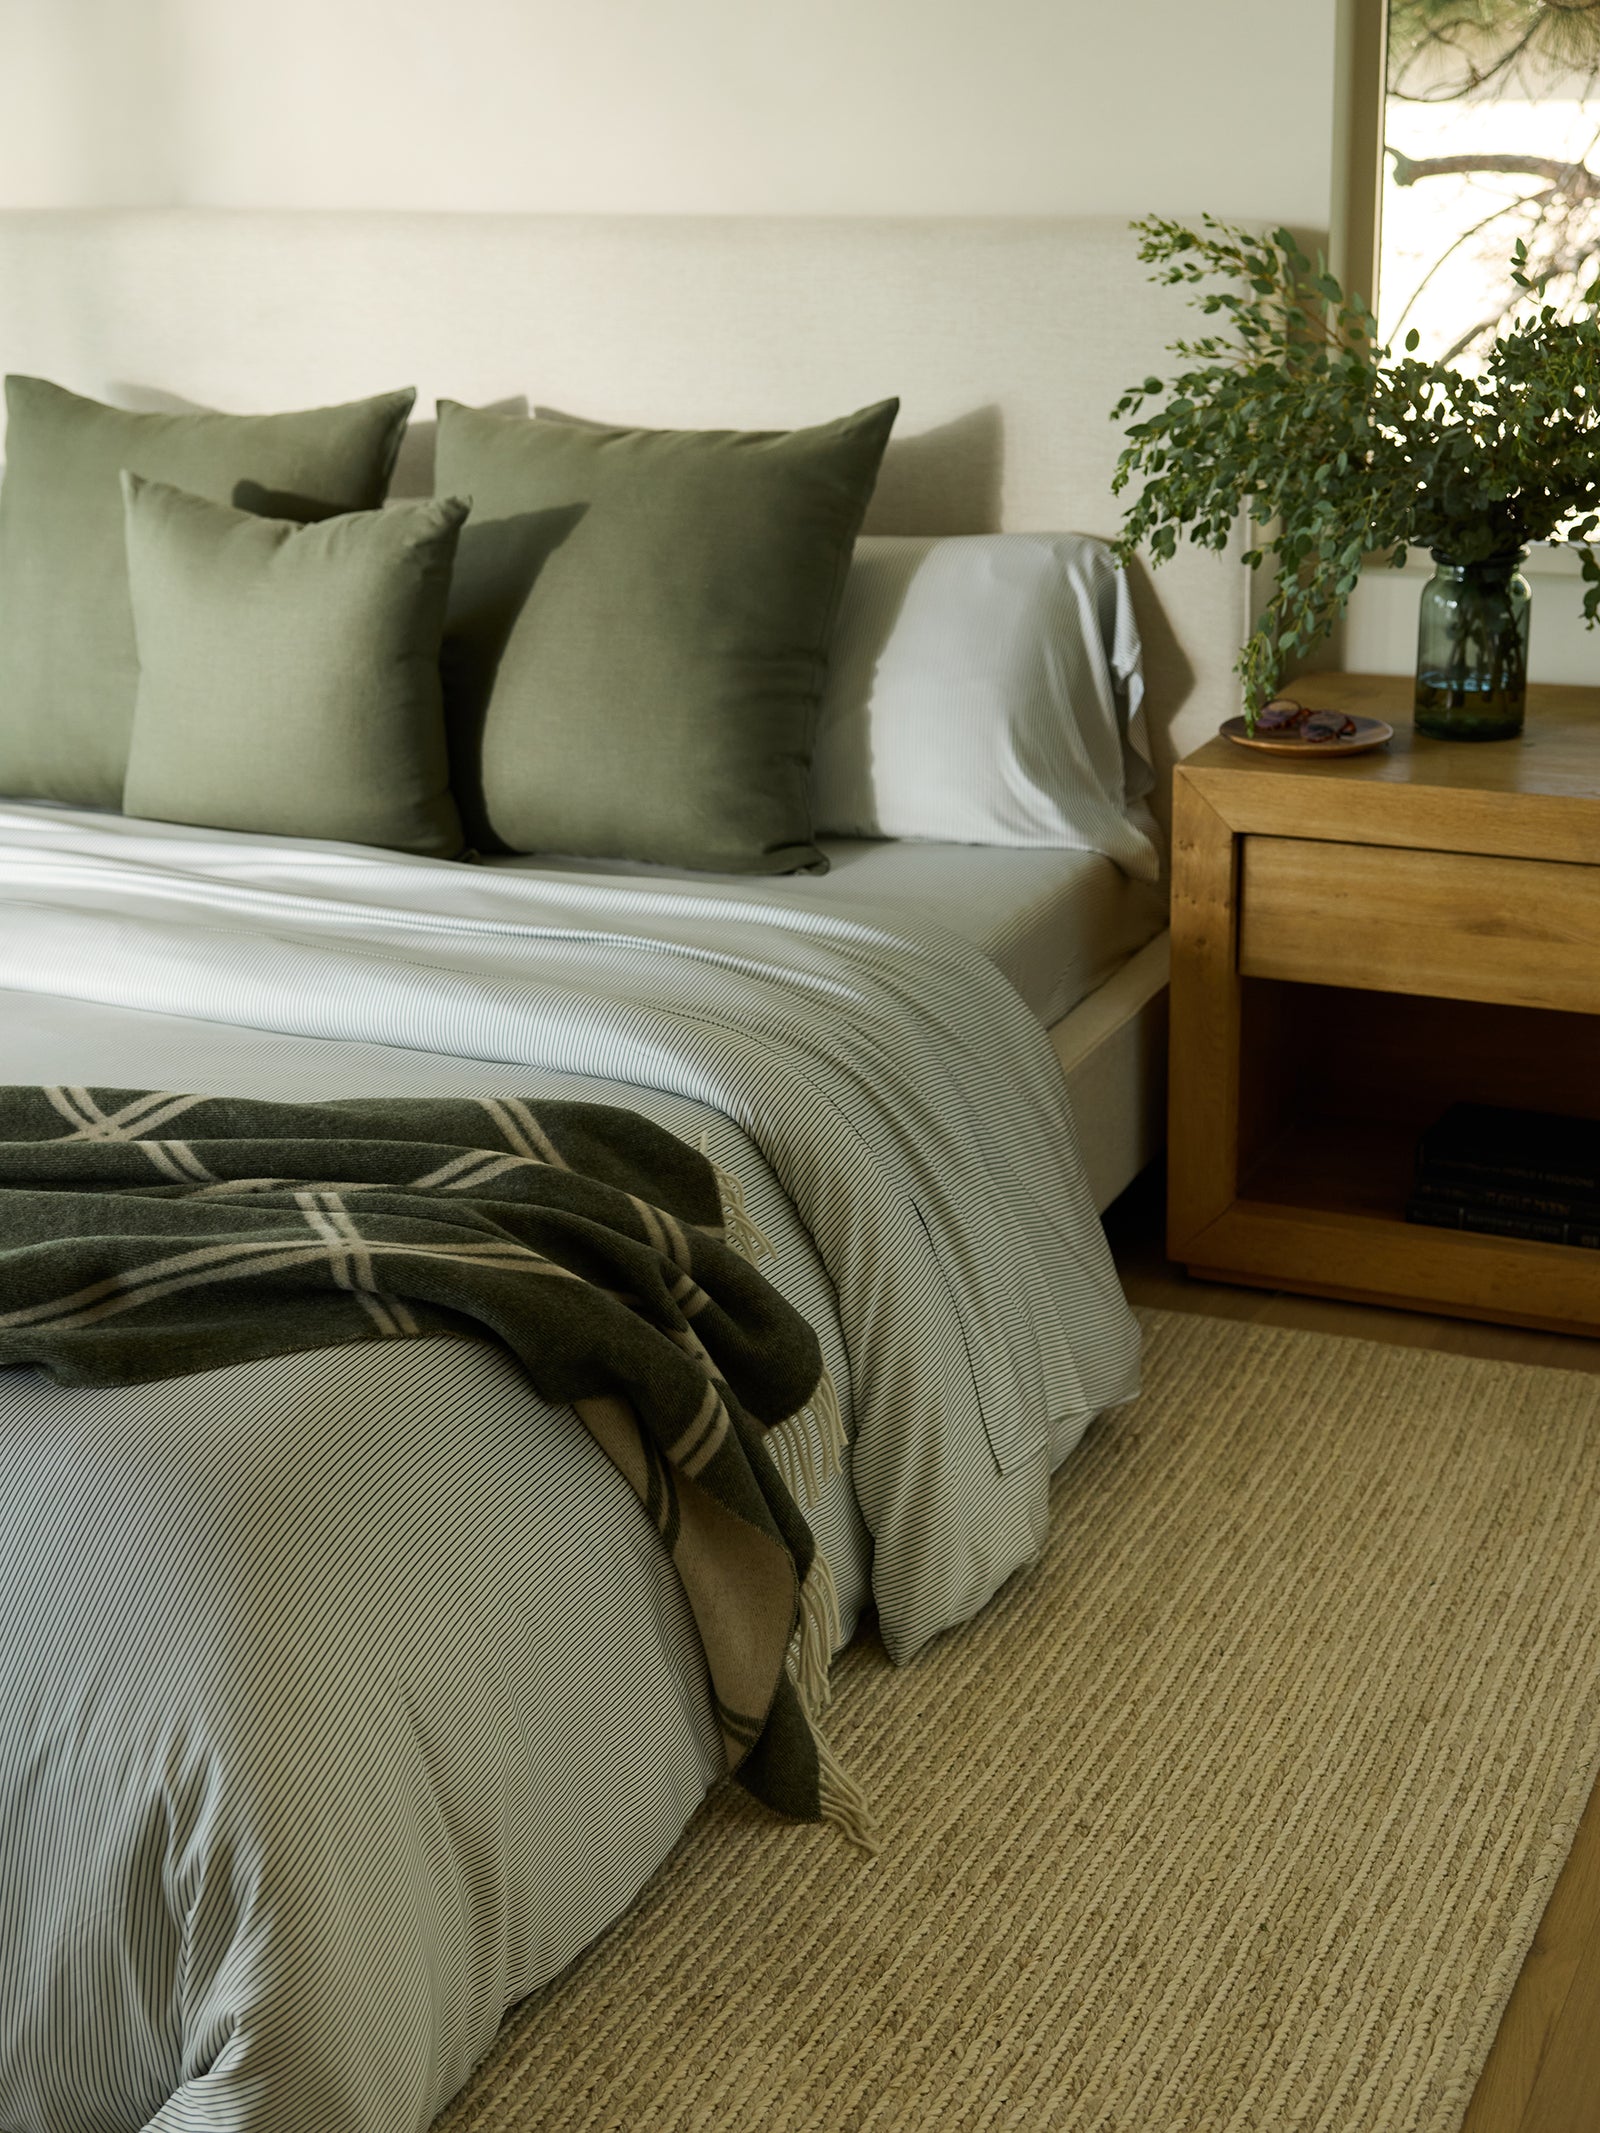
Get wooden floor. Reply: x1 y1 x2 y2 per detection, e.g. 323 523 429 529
1104 1165 1600 2133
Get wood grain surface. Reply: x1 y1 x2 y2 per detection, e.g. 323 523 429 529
1167 673 1600 1339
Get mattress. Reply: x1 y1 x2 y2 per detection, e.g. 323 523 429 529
496 836 1168 1030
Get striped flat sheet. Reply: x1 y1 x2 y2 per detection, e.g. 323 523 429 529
0 803 1141 2132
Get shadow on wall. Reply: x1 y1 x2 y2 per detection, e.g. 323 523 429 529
1119 549 1196 813
864 405 1003 536
104 383 207 413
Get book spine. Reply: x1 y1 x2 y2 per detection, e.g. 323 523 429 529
1417 1151 1600 1200
1410 1176 1600 1226
1406 1196 1600 1250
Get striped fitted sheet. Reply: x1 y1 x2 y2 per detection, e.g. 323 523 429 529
0 803 1141 2132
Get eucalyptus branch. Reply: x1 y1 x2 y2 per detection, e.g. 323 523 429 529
1111 217 1600 724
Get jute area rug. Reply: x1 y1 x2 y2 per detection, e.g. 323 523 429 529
440 1308 1600 2133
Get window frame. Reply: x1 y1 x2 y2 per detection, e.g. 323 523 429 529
1331 0 1389 311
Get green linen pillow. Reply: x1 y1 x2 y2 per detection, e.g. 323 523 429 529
120 475 469 858
434 396 899 873
0 376 416 808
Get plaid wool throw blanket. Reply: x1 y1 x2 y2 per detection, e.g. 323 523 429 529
0 1085 866 1839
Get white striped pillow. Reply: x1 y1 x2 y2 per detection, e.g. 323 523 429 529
810 533 1160 883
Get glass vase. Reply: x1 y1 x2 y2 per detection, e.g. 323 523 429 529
1413 551 1531 741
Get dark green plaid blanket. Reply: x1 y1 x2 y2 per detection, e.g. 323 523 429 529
0 1085 867 1839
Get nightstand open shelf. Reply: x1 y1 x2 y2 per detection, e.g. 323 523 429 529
1168 675 1600 1338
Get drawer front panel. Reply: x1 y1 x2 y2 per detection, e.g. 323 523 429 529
1238 836 1600 1014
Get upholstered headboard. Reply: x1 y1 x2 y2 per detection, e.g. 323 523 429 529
0 210 1246 808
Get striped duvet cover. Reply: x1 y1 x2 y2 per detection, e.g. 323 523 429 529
0 804 1141 2132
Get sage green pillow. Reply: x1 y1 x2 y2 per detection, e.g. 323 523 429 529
120 476 469 858
434 397 898 873
0 376 416 808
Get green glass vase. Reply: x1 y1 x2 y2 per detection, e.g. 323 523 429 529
1413 550 1531 741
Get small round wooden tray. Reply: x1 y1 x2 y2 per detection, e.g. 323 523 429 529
1220 713 1394 757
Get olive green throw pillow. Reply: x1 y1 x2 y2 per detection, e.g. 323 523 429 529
0 376 416 808
120 477 469 858
434 397 899 872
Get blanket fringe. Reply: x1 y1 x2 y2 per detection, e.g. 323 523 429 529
783 1553 874 1850
768 1366 845 1508
813 1712 880 1855
793 1550 842 1718
698 1134 845 1508
701 1134 871 1850
700 1136 775 1264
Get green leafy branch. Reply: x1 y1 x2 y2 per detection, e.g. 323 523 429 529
1110 215 1600 720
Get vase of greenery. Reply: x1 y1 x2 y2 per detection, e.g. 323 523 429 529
1110 217 1600 736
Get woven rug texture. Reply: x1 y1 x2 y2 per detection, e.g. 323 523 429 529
438 1307 1600 2133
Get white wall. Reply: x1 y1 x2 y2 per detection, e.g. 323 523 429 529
33 1 1504 681
4 3 1584 683
1345 548 1599 689
0 0 1339 224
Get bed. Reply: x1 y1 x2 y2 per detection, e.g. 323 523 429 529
0 212 1244 2133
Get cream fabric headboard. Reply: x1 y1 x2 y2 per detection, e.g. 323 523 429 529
0 210 1245 807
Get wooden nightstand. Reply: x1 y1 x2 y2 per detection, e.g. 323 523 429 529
1168 671 1600 1338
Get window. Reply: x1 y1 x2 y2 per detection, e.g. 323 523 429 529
1377 1 1600 365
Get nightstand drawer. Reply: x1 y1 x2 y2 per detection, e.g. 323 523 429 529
1238 835 1600 1015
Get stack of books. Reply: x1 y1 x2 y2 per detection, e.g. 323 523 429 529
1407 1103 1600 1250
